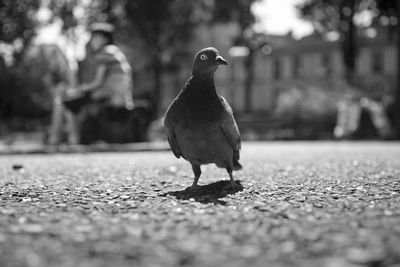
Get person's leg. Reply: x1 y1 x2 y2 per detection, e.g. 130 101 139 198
48 97 64 145
65 110 80 145
80 103 100 144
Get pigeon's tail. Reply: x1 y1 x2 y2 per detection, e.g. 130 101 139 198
233 159 243 171
232 150 242 171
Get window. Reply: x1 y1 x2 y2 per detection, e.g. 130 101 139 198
372 50 383 74
293 55 301 78
274 58 281 80
322 53 331 76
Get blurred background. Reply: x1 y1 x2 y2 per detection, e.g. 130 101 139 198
1 0 399 149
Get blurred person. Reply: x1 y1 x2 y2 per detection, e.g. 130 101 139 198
335 92 394 140
334 93 361 139
31 44 79 146
46 75 79 146
359 97 393 139
77 22 133 109
65 22 134 143
382 94 397 136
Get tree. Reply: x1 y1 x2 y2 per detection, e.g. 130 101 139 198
213 0 260 113
0 0 49 132
298 0 362 84
298 0 400 138
123 0 260 115
0 0 42 63
374 0 400 137
50 0 261 116
122 0 213 117
49 0 213 117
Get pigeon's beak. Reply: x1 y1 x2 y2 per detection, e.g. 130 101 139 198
216 55 228 65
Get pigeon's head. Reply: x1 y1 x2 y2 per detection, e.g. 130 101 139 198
192 47 227 76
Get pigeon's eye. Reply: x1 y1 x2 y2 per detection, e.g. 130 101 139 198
200 54 208 61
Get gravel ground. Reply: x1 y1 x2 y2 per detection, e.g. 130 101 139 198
0 142 400 267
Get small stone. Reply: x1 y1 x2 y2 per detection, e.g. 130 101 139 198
384 210 394 216
346 248 386 265
0 208 16 215
22 224 44 234
12 164 24 170
280 241 296 253
297 196 306 202
168 166 177 172
75 225 93 232
313 203 323 208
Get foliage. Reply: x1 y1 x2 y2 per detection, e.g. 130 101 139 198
374 0 400 137
296 0 398 80
0 0 42 61
121 0 213 115
297 0 362 83
48 0 259 116
0 64 49 134
213 0 257 34
374 0 398 23
24 43 74 85
0 0 261 132
297 0 399 40
275 80 345 118
297 0 400 138
0 0 49 133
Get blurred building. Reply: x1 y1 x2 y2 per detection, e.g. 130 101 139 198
146 24 398 140
229 27 397 113
156 24 397 116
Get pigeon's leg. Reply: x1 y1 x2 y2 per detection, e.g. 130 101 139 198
225 167 241 190
187 163 201 191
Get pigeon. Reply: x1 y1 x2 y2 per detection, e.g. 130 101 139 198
164 47 242 191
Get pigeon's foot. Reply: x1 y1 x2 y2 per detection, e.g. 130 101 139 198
224 181 242 191
185 185 201 192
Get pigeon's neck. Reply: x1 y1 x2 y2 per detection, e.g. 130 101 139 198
189 74 216 93
181 74 221 117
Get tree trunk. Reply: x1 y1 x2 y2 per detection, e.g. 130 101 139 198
152 55 163 119
340 0 357 85
395 2 400 138
244 48 255 113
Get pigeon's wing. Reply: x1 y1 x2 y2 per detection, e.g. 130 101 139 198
164 113 182 159
219 96 241 155
166 127 182 159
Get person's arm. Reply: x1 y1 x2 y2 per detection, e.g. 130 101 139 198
79 64 107 93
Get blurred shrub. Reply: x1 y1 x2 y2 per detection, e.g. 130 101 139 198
0 61 51 135
275 83 340 119
272 79 355 139
0 43 75 135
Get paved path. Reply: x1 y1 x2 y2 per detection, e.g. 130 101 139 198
0 142 400 267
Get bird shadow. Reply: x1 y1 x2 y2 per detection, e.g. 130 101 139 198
162 180 243 205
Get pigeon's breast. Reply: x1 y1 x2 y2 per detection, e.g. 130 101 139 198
175 122 233 167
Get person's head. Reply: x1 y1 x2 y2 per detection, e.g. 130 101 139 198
89 23 115 52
